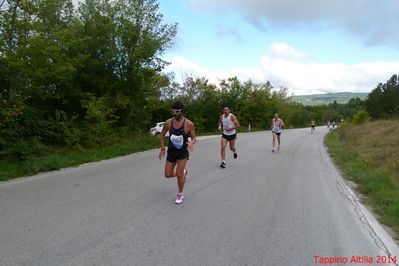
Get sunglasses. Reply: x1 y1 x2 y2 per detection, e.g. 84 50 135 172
172 109 183 113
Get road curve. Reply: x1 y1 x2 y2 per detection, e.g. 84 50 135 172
1 127 398 266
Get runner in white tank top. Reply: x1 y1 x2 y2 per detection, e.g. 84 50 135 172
271 113 285 152
218 106 240 168
222 114 236 136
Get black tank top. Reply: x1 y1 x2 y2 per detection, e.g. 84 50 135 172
168 119 189 150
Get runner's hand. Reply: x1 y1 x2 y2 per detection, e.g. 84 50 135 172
159 149 165 160
187 141 194 152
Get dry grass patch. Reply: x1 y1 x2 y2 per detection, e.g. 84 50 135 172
325 120 399 239
341 120 399 181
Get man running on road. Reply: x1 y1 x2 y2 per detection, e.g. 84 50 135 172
218 106 240 168
271 113 285 152
159 101 196 204
311 119 316 134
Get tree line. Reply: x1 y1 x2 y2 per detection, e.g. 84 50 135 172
366 74 399 119
1 0 177 159
0 0 398 162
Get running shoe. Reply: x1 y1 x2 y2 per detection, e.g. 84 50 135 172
220 161 226 168
183 169 188 181
233 151 237 159
175 193 184 204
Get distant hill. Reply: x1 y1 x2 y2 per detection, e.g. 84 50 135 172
289 92 368 106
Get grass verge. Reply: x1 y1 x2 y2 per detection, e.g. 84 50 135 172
0 134 160 181
0 131 225 181
325 121 399 240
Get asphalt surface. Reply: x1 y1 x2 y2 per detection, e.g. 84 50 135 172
1 127 398 266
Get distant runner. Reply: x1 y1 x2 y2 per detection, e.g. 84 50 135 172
311 120 316 134
271 113 285 152
159 101 196 204
218 106 240 168
327 121 332 132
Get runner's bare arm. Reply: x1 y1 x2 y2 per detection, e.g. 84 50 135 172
218 115 223 131
231 115 240 129
187 121 196 152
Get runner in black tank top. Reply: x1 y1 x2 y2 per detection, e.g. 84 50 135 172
167 118 189 162
159 101 196 204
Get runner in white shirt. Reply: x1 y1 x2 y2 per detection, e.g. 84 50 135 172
218 106 240 168
271 113 285 152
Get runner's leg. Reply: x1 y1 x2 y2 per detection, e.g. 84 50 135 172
277 134 281 148
164 161 176 178
272 132 277 150
176 158 187 193
229 138 236 152
221 137 228 161
229 138 237 158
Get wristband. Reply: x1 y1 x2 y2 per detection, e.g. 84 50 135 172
160 148 165 150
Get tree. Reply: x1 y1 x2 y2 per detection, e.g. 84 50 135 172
366 74 399 119
77 0 177 128
0 0 178 160
241 81 273 129
352 109 370 125
382 74 399 118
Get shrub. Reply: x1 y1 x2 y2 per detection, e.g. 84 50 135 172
352 109 370 125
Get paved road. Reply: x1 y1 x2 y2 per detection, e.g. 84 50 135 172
1 128 398 266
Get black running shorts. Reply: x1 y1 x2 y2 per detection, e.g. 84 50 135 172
167 148 189 163
222 133 237 141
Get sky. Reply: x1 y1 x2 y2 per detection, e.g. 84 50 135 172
158 0 399 95
5 0 398 96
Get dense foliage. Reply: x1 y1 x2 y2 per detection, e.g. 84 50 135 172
0 0 177 159
366 74 399 119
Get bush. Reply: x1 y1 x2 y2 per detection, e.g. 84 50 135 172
352 109 370 125
81 97 118 146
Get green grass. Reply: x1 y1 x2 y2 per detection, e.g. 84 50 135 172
325 124 399 239
0 131 226 181
0 134 160 181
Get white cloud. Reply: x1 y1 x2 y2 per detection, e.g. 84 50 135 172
189 0 399 49
269 42 312 61
164 43 399 95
